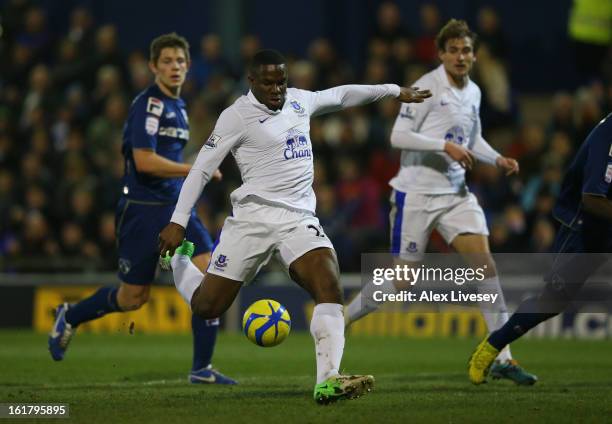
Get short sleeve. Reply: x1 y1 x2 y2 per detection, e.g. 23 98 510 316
131 95 165 150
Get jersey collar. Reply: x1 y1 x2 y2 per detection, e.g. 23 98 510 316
247 90 283 115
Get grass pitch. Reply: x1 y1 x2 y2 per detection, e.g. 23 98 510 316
1 330 611 423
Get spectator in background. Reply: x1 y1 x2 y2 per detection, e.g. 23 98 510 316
506 123 547 178
87 94 127 170
574 87 603 144
190 34 234 90
308 38 352 89
415 3 441 65
127 51 153 95
84 25 127 91
16 6 53 63
52 38 85 91
20 64 56 132
373 2 411 45
66 7 95 56
476 6 508 61
547 92 576 137
473 45 515 128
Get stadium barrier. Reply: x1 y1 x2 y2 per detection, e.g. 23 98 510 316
1 272 611 338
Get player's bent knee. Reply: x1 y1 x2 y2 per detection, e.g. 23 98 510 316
191 300 222 320
117 284 150 311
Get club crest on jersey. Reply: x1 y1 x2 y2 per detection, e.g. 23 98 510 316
284 129 312 160
205 133 220 150
214 254 228 270
406 242 418 253
290 100 306 116
444 125 465 145
146 97 164 117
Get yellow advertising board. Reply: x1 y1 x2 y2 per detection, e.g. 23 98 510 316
304 303 488 337
34 286 192 334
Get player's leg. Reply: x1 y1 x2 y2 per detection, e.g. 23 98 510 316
48 280 150 361
486 226 609 352
278 218 373 404
183 215 236 384
289 247 373 403
467 225 610 384
49 200 157 361
345 190 432 326
443 194 536 384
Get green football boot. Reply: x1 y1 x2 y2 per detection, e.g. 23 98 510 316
313 374 375 405
490 360 538 386
159 240 195 271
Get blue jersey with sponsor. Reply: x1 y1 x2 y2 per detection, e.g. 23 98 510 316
554 113 612 231
121 84 189 203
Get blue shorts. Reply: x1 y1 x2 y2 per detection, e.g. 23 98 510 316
115 197 214 285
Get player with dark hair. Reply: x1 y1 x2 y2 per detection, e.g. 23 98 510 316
344 19 537 385
158 49 431 404
49 33 236 385
469 113 612 384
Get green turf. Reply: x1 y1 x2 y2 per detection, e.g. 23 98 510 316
1 330 611 423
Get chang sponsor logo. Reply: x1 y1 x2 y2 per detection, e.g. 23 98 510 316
283 129 312 161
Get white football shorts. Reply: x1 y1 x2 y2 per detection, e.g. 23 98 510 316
207 196 334 283
389 189 489 261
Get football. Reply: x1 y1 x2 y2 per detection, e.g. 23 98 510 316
242 299 291 347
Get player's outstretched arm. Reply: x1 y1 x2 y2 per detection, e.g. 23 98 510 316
309 84 431 117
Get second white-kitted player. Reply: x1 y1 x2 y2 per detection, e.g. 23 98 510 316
345 19 538 386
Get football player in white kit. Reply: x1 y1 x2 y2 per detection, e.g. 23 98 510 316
158 49 432 404
345 19 537 385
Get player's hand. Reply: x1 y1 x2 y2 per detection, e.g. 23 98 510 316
212 169 223 181
444 142 474 170
398 86 432 103
496 156 519 176
158 222 186 257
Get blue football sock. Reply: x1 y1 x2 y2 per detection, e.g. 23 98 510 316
65 286 121 327
191 314 219 372
488 298 557 350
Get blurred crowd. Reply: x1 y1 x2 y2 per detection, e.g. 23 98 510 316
0 1 611 272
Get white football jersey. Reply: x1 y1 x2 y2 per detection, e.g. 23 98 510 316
389 65 489 194
171 84 400 227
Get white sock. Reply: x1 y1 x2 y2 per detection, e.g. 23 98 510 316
346 278 397 325
171 254 204 306
477 276 512 362
310 303 345 384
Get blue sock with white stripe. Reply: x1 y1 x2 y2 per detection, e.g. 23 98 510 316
191 314 219 372
65 286 121 327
